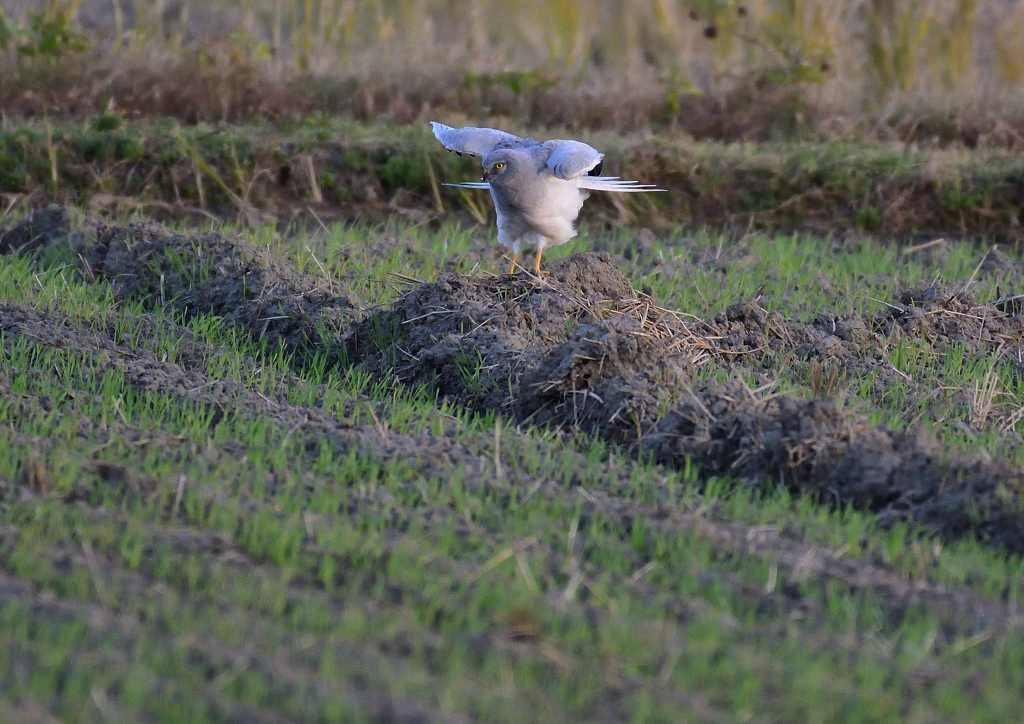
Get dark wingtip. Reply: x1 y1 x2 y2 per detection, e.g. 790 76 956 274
588 160 604 177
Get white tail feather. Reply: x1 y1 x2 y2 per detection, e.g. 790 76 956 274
577 177 664 193
442 182 491 189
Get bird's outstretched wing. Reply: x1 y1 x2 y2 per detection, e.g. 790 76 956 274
543 139 604 180
430 122 523 158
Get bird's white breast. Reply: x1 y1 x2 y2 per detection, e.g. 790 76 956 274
525 174 585 247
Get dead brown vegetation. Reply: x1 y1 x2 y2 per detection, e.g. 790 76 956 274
8 52 1024 149
6 0 1024 147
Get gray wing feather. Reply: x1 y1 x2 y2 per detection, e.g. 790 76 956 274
577 177 664 192
430 122 523 158
544 140 603 180
442 182 491 189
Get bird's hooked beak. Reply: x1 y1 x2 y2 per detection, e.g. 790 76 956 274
481 167 491 181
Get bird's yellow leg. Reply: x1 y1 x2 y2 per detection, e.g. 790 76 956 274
510 252 518 274
534 248 549 275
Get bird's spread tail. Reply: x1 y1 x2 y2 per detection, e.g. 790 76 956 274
442 182 491 189
577 177 664 193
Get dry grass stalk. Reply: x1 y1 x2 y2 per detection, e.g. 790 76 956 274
301 155 322 203
20 451 52 493
809 359 843 398
964 345 1024 432
968 364 1002 430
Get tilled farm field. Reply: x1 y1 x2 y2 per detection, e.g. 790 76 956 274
2 205 1024 722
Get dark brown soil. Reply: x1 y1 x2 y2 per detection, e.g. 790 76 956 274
873 283 1024 351
0 205 73 255
647 385 1024 544
83 222 361 358
0 207 361 358
342 255 1024 551
344 253 641 413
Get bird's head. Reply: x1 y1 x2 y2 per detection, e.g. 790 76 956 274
482 149 515 182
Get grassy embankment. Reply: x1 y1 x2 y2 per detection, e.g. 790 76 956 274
4 116 1024 240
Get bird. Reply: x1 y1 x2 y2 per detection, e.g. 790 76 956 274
430 122 663 274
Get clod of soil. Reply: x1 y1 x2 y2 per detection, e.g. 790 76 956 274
979 247 1019 278
0 205 72 255
516 314 694 445
870 283 1024 352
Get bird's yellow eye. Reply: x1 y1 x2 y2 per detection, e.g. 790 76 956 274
494 162 505 170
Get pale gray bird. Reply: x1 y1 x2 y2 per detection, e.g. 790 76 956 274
431 122 663 273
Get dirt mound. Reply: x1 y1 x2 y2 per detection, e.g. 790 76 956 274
673 282 1024 383
344 253 642 412
700 300 870 360
869 283 1024 351
517 314 696 445
81 222 360 357
646 384 1024 549
979 248 1019 278
347 253 1024 551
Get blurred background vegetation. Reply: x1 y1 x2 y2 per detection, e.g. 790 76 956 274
3 0 1024 145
